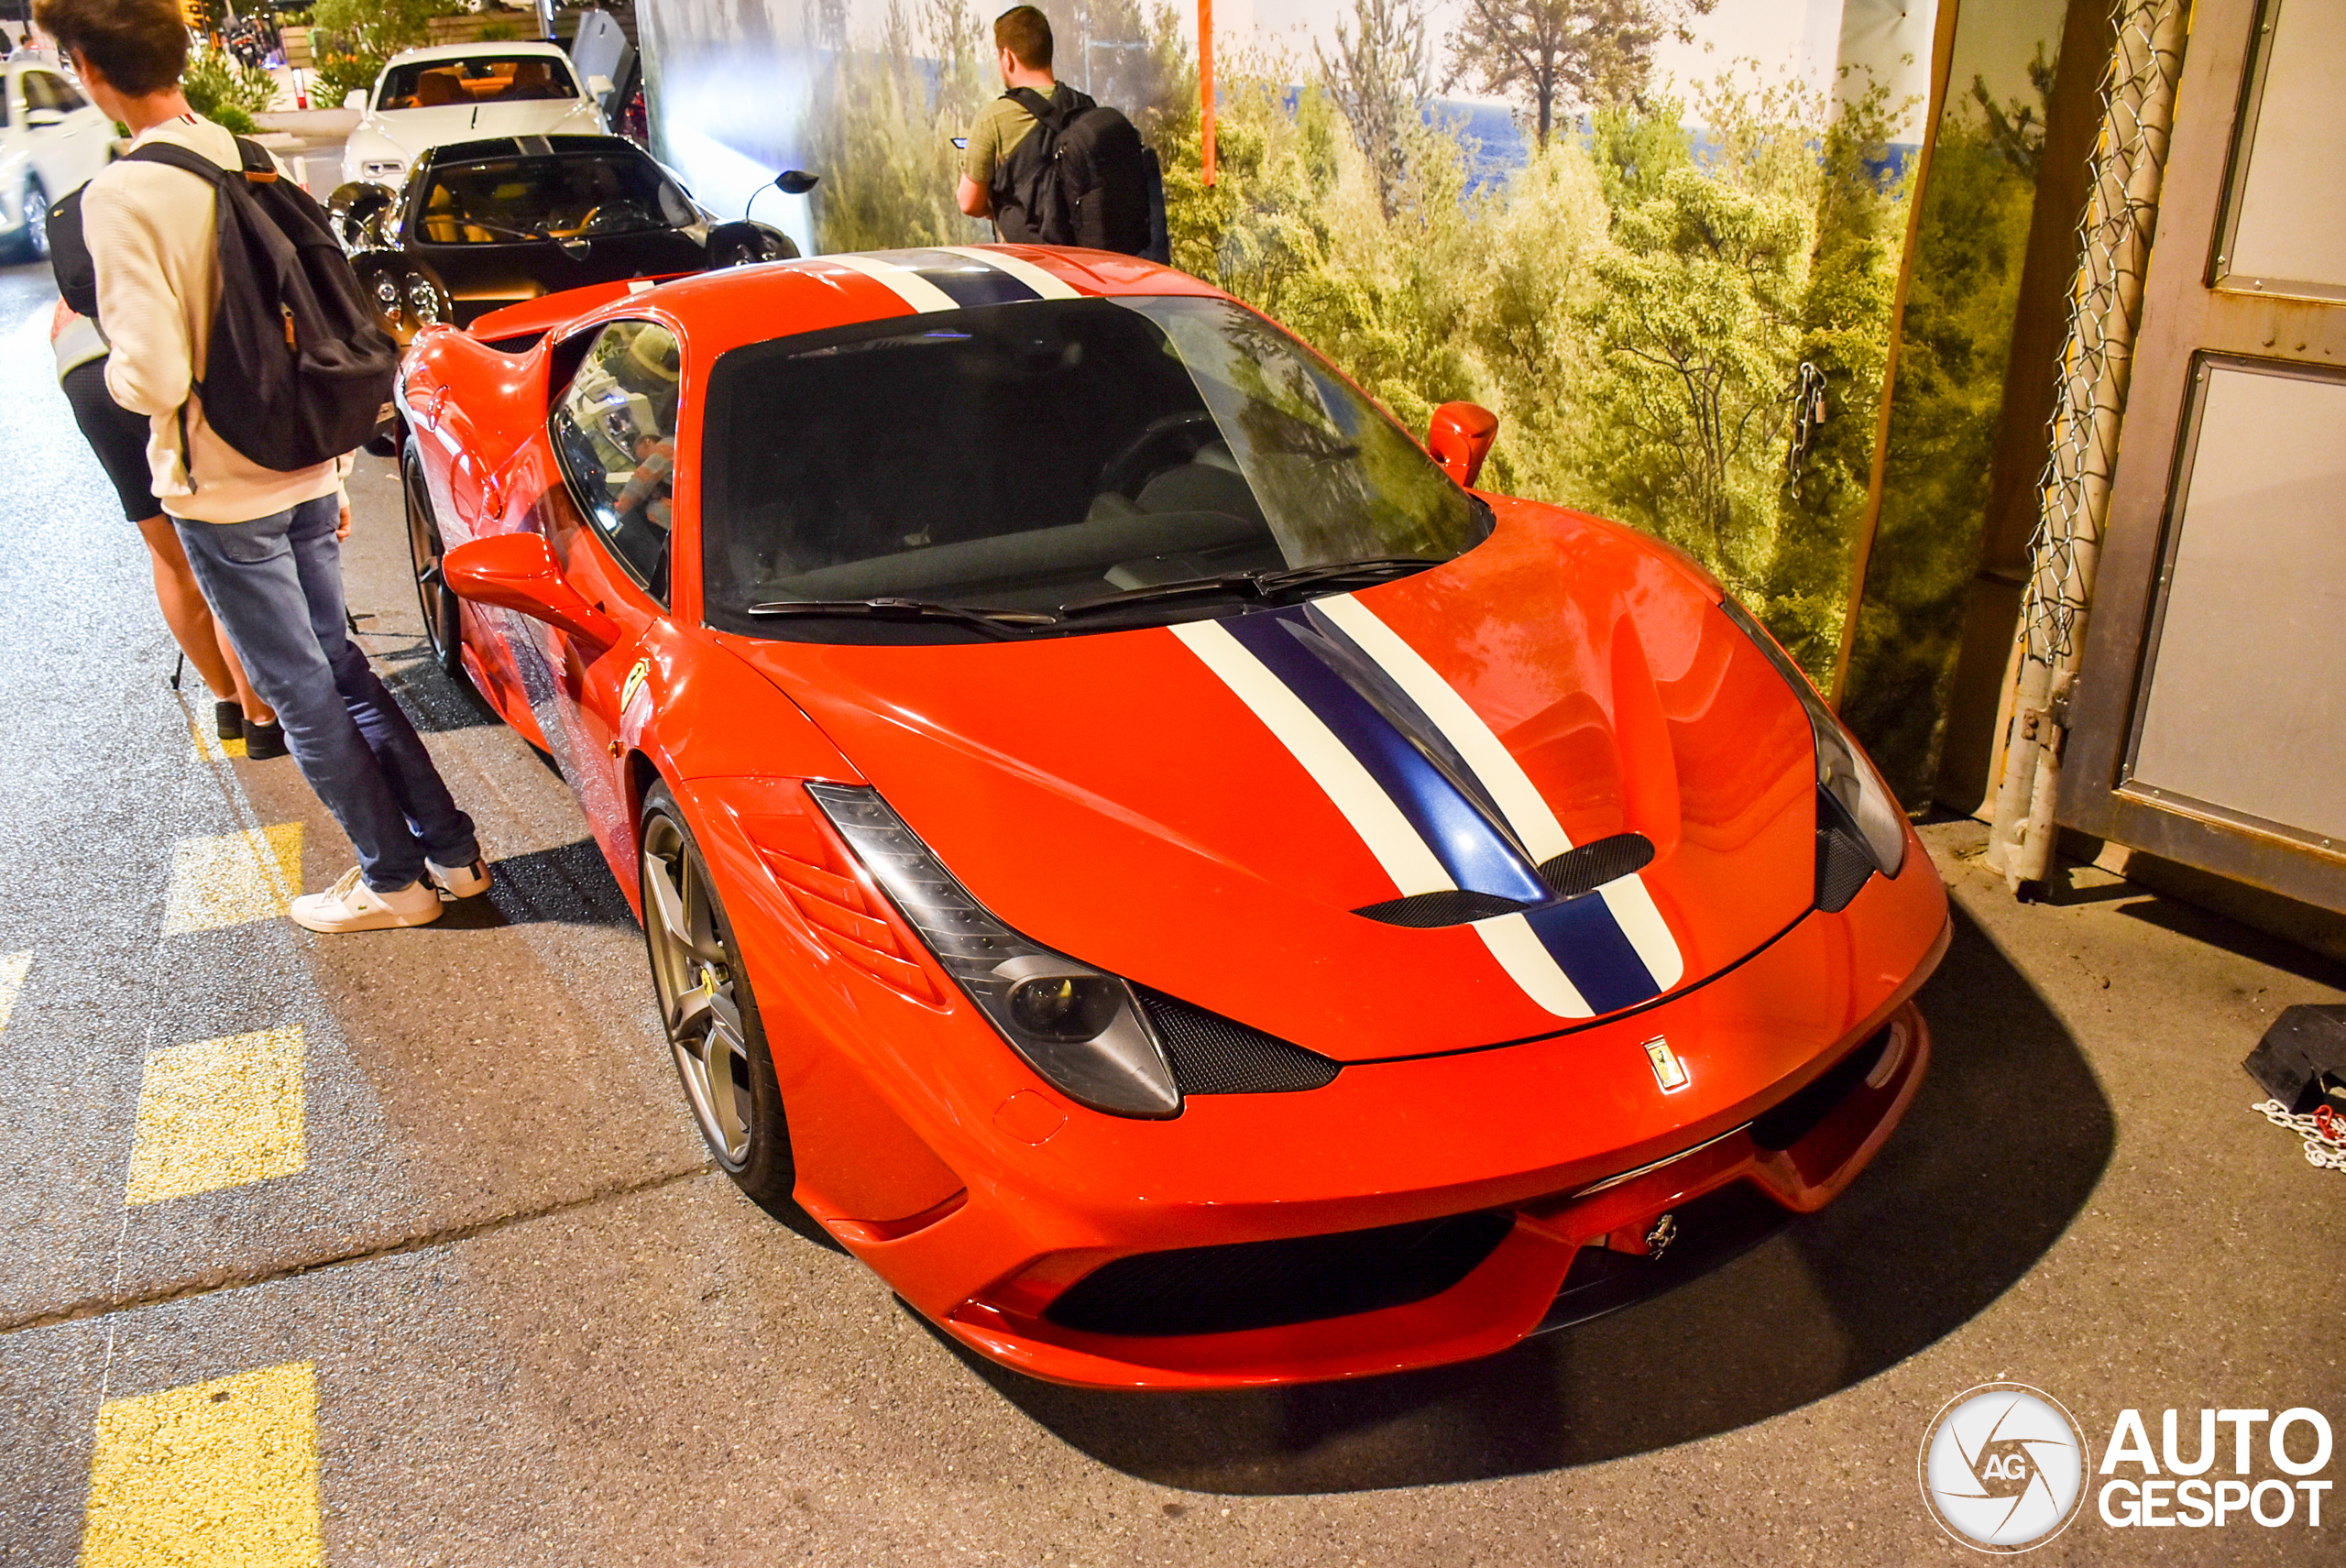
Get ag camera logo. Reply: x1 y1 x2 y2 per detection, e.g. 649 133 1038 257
1919 1384 2089 1552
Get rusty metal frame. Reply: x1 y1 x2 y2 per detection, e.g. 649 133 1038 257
2057 0 2346 910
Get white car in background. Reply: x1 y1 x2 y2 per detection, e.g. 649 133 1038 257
339 41 608 191
1 54 115 259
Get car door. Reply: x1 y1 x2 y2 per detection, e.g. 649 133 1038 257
540 319 684 873
18 69 107 194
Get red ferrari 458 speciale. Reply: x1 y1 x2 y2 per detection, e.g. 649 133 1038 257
400 245 1949 1388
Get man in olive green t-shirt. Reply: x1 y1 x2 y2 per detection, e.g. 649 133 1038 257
956 5 1082 241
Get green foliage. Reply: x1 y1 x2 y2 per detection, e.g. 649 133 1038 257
1837 103 2042 800
307 0 451 103
812 19 1918 682
182 42 280 126
1450 0 1680 148
804 0 994 254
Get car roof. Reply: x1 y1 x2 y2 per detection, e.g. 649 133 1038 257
382 40 572 68
561 247 1226 363
422 132 643 166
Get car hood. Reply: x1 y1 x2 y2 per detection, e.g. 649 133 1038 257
729 500 1822 1061
360 101 597 159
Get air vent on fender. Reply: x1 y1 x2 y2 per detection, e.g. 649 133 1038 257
737 814 941 1004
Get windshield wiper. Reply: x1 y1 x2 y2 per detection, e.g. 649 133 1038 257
742 598 1059 640
1058 557 1442 619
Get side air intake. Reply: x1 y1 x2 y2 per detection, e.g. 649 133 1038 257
1135 988 1342 1094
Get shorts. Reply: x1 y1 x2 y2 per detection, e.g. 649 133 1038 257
60 356 162 523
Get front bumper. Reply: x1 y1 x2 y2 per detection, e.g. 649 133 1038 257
685 773 1954 1390
937 997 1931 1387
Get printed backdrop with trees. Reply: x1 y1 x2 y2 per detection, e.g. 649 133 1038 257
639 0 2064 799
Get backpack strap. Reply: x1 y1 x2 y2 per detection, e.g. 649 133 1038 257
1004 86 1068 133
1003 84 1096 134
118 141 241 494
125 137 280 184
123 140 232 182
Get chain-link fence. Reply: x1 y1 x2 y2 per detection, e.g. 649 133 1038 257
1984 0 2190 891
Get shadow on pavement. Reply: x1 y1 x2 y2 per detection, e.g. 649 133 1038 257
937 903 2115 1493
372 641 504 734
434 839 638 930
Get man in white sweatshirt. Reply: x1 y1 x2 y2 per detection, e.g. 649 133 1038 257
40 0 488 932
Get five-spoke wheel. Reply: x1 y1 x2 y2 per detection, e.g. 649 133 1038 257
403 444 465 681
640 784 795 1207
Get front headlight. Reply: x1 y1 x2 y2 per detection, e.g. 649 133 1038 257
1718 598 1906 906
806 784 1182 1119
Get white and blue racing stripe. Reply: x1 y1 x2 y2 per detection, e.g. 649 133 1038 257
1177 595 1684 1020
826 248 1079 313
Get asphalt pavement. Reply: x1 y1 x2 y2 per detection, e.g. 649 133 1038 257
1 254 2341 1566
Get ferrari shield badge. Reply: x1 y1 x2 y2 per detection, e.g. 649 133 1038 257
620 657 651 713
1643 1036 1690 1093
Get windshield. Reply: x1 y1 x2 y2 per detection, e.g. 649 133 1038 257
414 152 697 245
700 296 1488 640
378 55 579 109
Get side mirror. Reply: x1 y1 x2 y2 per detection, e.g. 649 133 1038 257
773 169 820 196
443 531 619 645
586 72 615 98
25 108 62 129
343 88 368 111
1428 401 1498 488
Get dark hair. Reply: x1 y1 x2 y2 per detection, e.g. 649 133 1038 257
34 0 188 96
993 5 1053 70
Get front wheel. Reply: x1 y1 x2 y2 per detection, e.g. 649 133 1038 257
640 783 797 1213
402 443 466 682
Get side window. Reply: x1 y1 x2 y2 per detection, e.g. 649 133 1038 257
549 321 681 602
23 71 77 112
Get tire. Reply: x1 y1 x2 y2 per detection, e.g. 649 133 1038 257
17 176 49 262
639 782 798 1214
402 442 466 683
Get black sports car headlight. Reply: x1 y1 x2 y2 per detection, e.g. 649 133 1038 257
806 784 1182 1119
1717 598 1906 906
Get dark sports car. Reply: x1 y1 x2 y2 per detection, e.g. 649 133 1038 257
329 133 808 340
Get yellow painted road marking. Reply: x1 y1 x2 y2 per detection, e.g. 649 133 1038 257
80 1361 323 1568
161 825 303 935
190 722 248 762
0 950 27 1037
123 1027 306 1206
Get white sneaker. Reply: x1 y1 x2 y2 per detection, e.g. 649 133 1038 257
427 856 492 898
289 866 444 932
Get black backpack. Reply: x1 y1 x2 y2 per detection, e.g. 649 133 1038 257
50 137 398 475
995 86 1154 256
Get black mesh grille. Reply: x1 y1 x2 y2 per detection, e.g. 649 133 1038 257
1536 833 1657 898
1352 888 1526 927
1750 1022 1894 1150
1814 791 1876 912
1044 1210 1515 1338
1137 988 1342 1094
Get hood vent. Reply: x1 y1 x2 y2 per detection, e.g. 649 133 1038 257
1353 833 1657 928
1535 833 1656 899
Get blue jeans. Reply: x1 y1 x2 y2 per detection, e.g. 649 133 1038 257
175 495 478 892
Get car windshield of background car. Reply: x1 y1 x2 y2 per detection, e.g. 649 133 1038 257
418 153 696 245
699 296 1487 642
378 56 580 109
